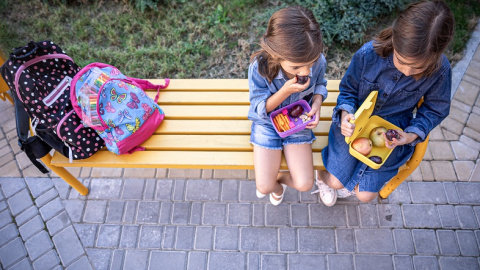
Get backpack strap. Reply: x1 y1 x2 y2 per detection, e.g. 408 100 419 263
128 77 170 103
12 90 51 174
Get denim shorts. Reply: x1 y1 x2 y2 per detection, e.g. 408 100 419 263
250 122 316 150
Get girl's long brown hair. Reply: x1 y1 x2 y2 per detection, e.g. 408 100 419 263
374 0 454 79
250 6 324 83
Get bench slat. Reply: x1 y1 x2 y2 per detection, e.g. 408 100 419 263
51 151 325 170
162 105 334 120
155 120 332 135
139 134 327 152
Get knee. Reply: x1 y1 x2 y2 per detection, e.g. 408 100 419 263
294 180 314 192
319 170 344 189
356 191 377 203
256 182 276 194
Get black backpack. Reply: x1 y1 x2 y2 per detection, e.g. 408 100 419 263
0 41 104 173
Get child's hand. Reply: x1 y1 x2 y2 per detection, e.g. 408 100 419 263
306 97 321 129
282 76 310 95
341 111 355 137
384 130 419 149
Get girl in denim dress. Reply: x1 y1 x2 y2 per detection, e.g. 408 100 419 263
316 0 455 206
248 6 328 205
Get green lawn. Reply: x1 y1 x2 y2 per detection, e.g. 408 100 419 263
1 0 479 80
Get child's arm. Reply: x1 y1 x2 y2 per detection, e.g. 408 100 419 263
306 55 329 129
265 77 310 113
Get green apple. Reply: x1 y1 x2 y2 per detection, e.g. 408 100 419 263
369 126 387 147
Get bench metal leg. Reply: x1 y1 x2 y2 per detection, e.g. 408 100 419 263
379 135 429 199
40 154 89 196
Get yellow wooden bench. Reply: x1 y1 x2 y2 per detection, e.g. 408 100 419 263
40 79 428 199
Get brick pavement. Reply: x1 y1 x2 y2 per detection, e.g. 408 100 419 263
0 22 479 270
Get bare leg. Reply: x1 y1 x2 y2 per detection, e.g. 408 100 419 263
253 146 284 197
318 170 344 189
281 144 314 192
354 185 378 202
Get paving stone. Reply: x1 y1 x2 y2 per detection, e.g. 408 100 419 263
291 204 308 227
449 106 471 124
208 252 245 270
159 202 172 224
83 200 107 223
0 223 18 246
227 203 250 226
15 152 33 170
155 179 174 201
51 178 72 200
413 256 439 270
35 188 58 208
0 150 12 168
452 141 480 160
106 201 125 223
39 197 65 221
265 204 290 226
461 232 480 256
429 141 455 160
86 248 112 270
440 116 464 136
221 180 238 202
176 226 195 250
455 79 480 106
194 226 213 250
79 167 92 179
471 160 480 181
144 179 156 200
137 201 160 224
437 230 460 255
73 224 97 248
96 225 121 248
66 256 94 270
123 201 138 224
24 177 54 198
252 203 265 226
213 169 247 179
437 205 461 228
189 202 203 225
214 226 238 250
88 178 122 199
0 209 12 229
19 215 44 240
247 253 260 270
412 229 439 255
438 257 480 270
354 255 393 270
109 250 124 270
241 227 277 252
164 226 179 249
172 202 191 224
122 179 145 199
392 255 413 270
422 145 433 160
124 168 156 179
0 237 27 268
377 204 403 228
119 225 139 248
410 165 423 181
460 135 480 151
10 258 33 270
261 254 286 269
187 252 207 270
33 249 61 270
156 168 168 178
90 167 123 178
418 161 434 181
202 203 226 225
150 251 187 270
25 230 54 260
467 112 480 133
463 127 480 144
336 229 354 253
7 188 33 216
326 254 353 270
443 128 461 141
173 180 186 201
185 180 220 201
202 169 214 179
402 204 441 228
443 182 460 204
456 183 480 204
393 229 414 254
346 205 360 227
138 225 162 249
239 181 260 202
298 228 335 253
63 200 85 223
52 225 85 266
409 182 447 204
453 161 475 181
451 99 473 113
310 204 347 227
456 205 479 229
358 204 378 228
300 188 318 203
168 169 201 179
431 161 457 181
355 229 394 253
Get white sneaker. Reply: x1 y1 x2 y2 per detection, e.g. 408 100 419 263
312 178 337 207
337 187 355 198
270 184 287 206
256 189 267 199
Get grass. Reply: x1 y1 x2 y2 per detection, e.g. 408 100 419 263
0 0 479 80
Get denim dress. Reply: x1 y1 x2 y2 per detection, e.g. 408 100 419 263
322 41 452 192
248 55 328 150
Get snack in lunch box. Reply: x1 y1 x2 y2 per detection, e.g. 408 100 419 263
369 155 383 164
273 110 295 132
289 104 304 118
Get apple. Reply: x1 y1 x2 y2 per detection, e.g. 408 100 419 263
351 137 373 156
369 126 387 147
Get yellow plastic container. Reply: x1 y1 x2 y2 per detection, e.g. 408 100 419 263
345 91 402 169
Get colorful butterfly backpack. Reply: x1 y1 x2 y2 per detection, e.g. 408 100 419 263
71 62 169 155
